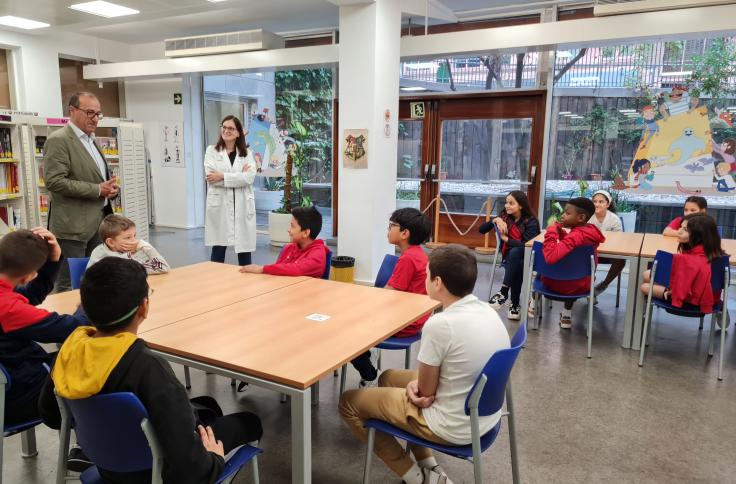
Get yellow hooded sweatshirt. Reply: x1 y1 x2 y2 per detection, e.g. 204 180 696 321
52 326 138 399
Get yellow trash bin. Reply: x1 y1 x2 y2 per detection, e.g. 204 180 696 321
330 256 355 283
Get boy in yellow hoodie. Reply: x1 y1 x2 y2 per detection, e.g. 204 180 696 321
39 257 262 484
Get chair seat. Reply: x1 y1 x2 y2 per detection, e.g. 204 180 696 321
3 418 43 437
651 297 722 317
365 418 501 459
376 334 422 350
80 466 102 484
532 279 589 301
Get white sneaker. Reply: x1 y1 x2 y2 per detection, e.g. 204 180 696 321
507 305 521 321
488 291 508 309
421 467 454 484
527 298 536 318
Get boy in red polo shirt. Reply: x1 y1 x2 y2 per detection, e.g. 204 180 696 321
350 208 432 385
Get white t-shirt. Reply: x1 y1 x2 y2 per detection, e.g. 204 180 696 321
417 294 510 444
588 210 622 232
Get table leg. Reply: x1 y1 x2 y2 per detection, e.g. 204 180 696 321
630 256 650 351
520 245 532 329
291 387 312 484
621 254 640 349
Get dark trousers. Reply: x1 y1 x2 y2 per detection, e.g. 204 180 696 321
191 396 263 449
211 246 252 266
55 234 102 293
501 246 525 306
351 351 378 382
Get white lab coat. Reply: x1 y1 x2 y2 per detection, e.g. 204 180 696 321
203 145 257 253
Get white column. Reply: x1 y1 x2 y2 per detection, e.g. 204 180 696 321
182 73 206 228
337 0 401 283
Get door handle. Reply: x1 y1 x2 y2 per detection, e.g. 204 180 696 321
530 165 537 184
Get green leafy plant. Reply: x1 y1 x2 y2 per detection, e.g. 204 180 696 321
608 188 634 213
263 177 284 191
687 39 736 104
396 188 420 201
546 200 564 227
577 179 589 197
274 120 313 214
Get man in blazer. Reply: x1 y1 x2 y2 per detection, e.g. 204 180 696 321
44 92 119 292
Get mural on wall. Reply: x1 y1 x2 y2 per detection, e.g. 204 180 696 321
246 107 291 177
625 85 736 195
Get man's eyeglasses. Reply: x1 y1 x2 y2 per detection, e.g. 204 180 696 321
221 126 238 133
73 107 103 119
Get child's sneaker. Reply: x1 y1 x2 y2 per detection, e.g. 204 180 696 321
559 312 572 329
421 467 454 484
527 299 536 318
488 291 508 309
507 305 521 321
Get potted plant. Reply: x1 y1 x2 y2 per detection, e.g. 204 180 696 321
609 188 637 232
255 177 284 213
546 199 564 227
268 120 313 246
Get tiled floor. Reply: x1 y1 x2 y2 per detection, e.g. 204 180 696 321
3 226 735 483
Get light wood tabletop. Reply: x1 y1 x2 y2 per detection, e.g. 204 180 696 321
526 230 644 256
142 277 440 389
641 234 736 264
40 261 309 332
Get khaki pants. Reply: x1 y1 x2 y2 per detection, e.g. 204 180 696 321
339 368 450 477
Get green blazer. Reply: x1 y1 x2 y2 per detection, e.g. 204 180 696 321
43 124 110 242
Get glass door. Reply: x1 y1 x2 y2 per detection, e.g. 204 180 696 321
399 92 546 247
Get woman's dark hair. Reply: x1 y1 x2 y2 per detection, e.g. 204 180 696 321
678 213 724 262
428 244 477 297
81 257 149 332
506 190 536 219
684 195 707 211
214 115 248 157
390 208 431 245
291 206 322 239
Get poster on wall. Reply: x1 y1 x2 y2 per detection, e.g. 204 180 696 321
246 108 290 177
624 85 736 195
161 122 184 168
343 129 368 169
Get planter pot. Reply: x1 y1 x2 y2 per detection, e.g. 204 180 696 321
396 199 420 210
255 189 283 213
619 210 637 233
268 211 292 247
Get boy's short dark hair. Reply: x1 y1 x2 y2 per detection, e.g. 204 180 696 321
566 197 595 220
99 214 136 241
291 206 322 239
0 230 49 278
685 195 707 210
81 257 149 332
390 208 431 245
428 244 477 298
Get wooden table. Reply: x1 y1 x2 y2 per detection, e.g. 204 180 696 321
40 262 309 333
144 277 439 484
631 234 736 350
520 231 645 348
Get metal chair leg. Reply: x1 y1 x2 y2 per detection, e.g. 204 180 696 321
184 366 191 389
363 428 375 484
615 274 621 308
404 348 411 369
377 350 382 371
230 378 236 387
699 315 704 331
20 428 38 457
252 454 260 484
638 288 655 367
708 314 716 356
339 364 347 394
719 311 727 381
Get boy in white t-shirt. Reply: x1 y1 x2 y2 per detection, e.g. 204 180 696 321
339 244 510 484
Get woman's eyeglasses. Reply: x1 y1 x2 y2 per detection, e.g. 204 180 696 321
221 126 238 133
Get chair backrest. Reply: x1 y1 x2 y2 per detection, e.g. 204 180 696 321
374 254 399 288
68 257 90 290
62 392 156 473
322 248 332 280
0 362 10 389
465 324 527 417
531 241 595 281
652 251 730 293
494 223 503 252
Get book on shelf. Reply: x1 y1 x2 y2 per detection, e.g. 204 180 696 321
97 137 119 156
0 205 21 230
0 128 13 159
0 163 19 194
35 136 47 156
39 194 49 213
38 163 44 187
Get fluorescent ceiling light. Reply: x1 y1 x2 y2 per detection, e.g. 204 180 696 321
70 1 139 18
558 111 571 115
207 0 229 2
400 86 427 91
0 15 49 29
660 71 692 77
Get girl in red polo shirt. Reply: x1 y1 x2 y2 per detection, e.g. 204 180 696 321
662 196 707 237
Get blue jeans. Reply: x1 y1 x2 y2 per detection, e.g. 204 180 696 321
501 246 525 306
210 246 252 266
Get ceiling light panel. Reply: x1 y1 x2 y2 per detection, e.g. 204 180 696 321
69 1 140 18
0 15 49 29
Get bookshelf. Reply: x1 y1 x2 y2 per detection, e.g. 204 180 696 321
23 119 67 228
0 117 27 235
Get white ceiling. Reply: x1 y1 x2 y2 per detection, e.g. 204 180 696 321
0 0 579 44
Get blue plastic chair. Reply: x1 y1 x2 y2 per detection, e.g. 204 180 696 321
639 251 730 380
55 392 262 484
339 254 425 394
487 223 505 300
322 248 333 280
362 324 527 484
525 241 597 358
68 257 90 290
1 363 44 484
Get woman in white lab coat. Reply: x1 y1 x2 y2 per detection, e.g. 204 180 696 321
204 115 257 265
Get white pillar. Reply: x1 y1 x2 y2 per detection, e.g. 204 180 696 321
337 0 401 283
182 73 206 228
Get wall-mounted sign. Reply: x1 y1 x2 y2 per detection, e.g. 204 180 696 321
173 93 183 105
410 102 425 119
